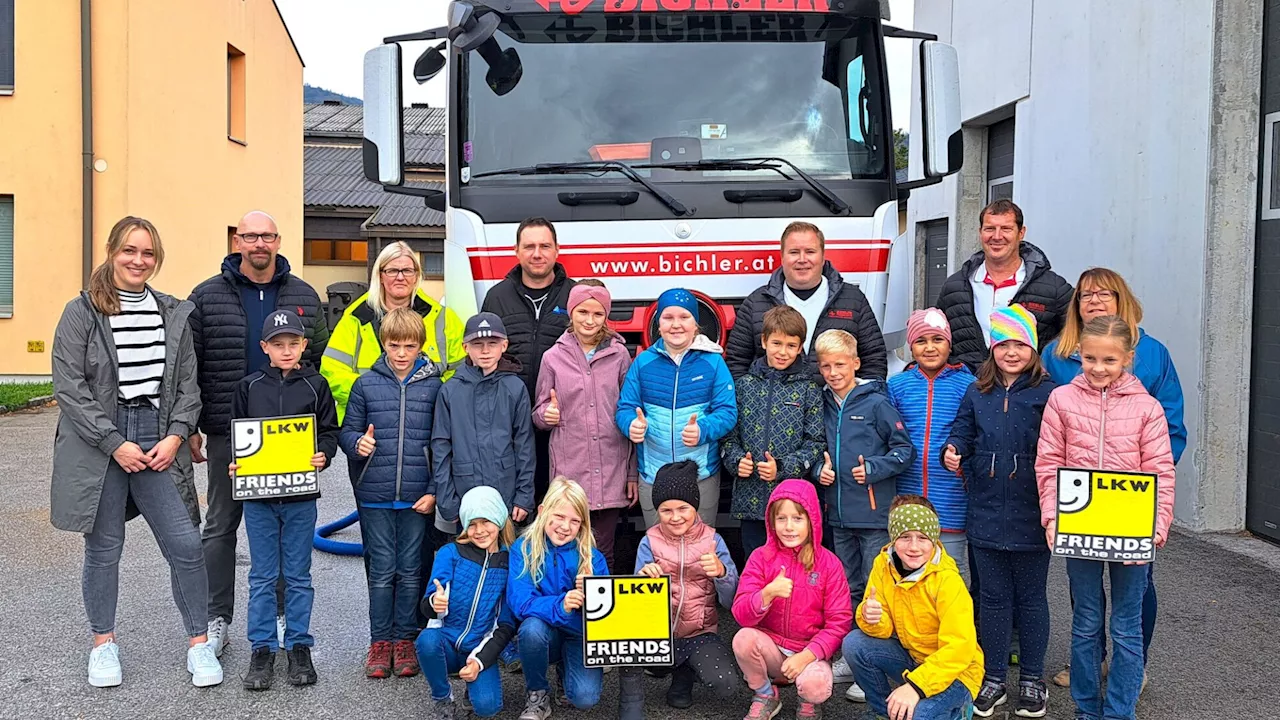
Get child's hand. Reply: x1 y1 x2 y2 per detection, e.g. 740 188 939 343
886 683 921 720
563 589 584 613
627 481 639 508
943 443 961 473
852 455 868 483
357 425 377 457
228 462 240 474
1154 528 1168 549
698 552 725 578
681 413 700 447
819 452 835 486
414 494 436 515
639 562 663 578
629 408 648 444
431 579 450 614
309 451 327 469
512 506 529 523
544 389 561 426
737 452 754 478
458 659 481 682
862 585 883 625
576 573 587 593
756 452 777 483
779 648 815 682
1044 522 1056 550
762 567 793 605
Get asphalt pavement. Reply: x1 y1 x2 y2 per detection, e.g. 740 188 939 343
1 407 1277 719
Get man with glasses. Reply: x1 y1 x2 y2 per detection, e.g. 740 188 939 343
935 199 1073 370
186 210 330 657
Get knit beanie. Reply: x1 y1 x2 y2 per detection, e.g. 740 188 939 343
652 460 700 510
655 288 699 323
989 304 1038 349
459 486 509 531
888 502 941 544
906 308 951 347
568 284 612 317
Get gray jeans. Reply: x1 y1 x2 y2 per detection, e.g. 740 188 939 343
639 474 720 528
84 404 207 637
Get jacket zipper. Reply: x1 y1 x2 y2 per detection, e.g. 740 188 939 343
674 536 686 634
762 380 775 479
834 392 845 525
395 378 408 501
1097 388 1108 466
456 550 490 651
670 355 681 460
922 371 935 497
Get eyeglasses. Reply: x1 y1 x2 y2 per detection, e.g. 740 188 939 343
237 233 279 245
1079 290 1115 302
381 268 418 279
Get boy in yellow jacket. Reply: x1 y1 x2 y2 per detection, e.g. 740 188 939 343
842 495 984 720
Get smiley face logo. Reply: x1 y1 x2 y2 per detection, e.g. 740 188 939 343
583 578 615 621
233 419 265 458
1057 469 1093 513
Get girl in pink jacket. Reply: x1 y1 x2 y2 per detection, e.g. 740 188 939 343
732 479 854 720
1036 315 1176 720
533 281 637 570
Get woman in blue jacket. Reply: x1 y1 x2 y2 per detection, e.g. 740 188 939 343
1040 267 1184 689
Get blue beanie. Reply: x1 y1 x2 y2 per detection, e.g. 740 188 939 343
459 486 509 531
656 288 699 322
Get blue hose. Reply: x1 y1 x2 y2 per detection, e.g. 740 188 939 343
314 510 363 555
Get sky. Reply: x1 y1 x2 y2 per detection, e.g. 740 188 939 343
276 0 916 131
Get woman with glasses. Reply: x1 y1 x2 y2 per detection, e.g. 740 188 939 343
1040 266 1186 692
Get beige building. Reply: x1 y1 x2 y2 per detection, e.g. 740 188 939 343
0 0 304 377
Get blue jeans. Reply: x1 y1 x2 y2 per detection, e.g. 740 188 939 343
416 627 503 717
831 527 889 603
359 506 427 642
517 617 602 709
970 546 1049 680
1072 563 1158 664
1066 559 1147 720
243 499 317 650
843 630 973 720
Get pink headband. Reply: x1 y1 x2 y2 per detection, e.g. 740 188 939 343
568 284 612 317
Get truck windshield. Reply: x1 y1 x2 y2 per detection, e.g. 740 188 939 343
460 13 889 186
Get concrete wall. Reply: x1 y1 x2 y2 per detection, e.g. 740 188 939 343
0 0 303 375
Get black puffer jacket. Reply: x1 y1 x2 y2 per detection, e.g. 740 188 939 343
725 262 888 381
188 254 329 435
480 264 575 396
934 242 1074 371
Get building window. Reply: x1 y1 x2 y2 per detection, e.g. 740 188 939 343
0 0 13 95
421 252 444 278
987 116 1015 202
305 239 369 266
227 44 246 143
1264 111 1280 221
0 196 12 317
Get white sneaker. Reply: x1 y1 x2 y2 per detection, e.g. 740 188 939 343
206 617 229 658
87 641 122 688
845 682 867 703
187 643 224 687
277 615 286 649
831 656 854 684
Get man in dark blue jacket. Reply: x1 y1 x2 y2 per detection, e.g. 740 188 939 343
188 210 330 656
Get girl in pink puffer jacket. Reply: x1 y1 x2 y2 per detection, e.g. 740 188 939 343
1035 315 1175 720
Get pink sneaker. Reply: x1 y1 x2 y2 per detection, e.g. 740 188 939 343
744 689 782 720
796 700 822 719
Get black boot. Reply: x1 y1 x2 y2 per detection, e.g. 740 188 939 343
243 647 275 691
287 646 318 686
619 667 645 720
666 664 696 709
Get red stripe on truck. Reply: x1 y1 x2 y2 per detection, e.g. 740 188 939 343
468 246 890 281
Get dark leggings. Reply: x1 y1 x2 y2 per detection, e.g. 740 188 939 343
971 546 1050 681
635 632 740 700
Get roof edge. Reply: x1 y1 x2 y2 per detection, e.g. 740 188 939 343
271 0 306 68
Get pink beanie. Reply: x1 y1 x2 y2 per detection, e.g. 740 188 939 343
907 308 952 346
568 284 611 317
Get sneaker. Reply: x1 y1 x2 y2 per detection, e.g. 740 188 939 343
187 642 224 687
87 641 122 688
393 639 420 677
243 647 275 691
431 696 457 720
744 689 782 720
365 641 393 679
796 700 822 719
1140 671 1149 694
206 617 230 658
518 689 553 720
554 673 571 707
844 682 866 702
276 615 286 649
287 646 318 686
501 641 523 673
1014 678 1048 718
831 656 854 684
973 678 1007 717
1052 665 1071 688
666 664 695 709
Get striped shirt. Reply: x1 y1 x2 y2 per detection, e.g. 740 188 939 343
111 288 166 405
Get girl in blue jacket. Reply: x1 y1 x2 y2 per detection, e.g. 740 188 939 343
944 305 1056 718
417 486 517 719
616 288 738 527
508 477 609 719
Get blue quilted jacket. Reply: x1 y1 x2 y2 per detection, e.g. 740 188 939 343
422 540 516 670
887 363 975 532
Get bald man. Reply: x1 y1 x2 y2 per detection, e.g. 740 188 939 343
186 211 330 654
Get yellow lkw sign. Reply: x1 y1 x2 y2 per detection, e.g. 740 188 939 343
582 576 673 667
231 414 318 501
1054 468 1158 562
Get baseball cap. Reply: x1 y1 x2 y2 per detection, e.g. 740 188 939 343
464 312 508 343
262 309 306 340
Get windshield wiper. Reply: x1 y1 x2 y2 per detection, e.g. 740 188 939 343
470 161 689 216
637 157 850 215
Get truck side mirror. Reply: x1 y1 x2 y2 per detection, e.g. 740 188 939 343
919 40 962 177
363 44 405 186
414 43 447 85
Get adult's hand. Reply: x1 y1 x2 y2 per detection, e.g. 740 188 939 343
188 434 206 464
146 435 184 472
113 442 149 473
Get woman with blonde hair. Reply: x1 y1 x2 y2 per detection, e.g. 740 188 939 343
51 216 221 688
1040 267 1185 690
